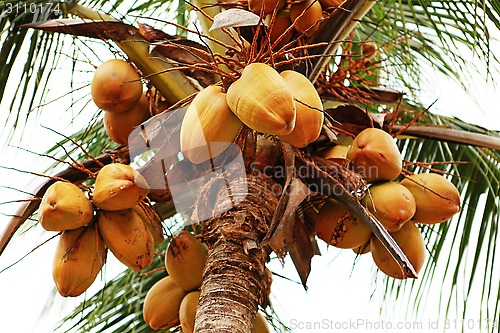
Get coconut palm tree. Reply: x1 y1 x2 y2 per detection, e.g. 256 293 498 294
0 0 499 332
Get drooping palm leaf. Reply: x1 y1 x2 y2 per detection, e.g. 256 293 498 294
361 0 500 95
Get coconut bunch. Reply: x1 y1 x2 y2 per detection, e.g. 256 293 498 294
246 0 339 46
38 163 161 296
143 231 208 331
37 181 105 297
180 62 324 163
91 59 153 145
93 163 164 272
315 128 461 279
143 230 270 332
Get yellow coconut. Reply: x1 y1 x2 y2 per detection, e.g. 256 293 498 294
362 182 416 232
249 0 286 16
226 63 296 135
179 291 201 333
370 221 425 279
290 0 323 36
91 59 143 113
180 85 243 164
103 92 150 145
321 145 350 160
132 204 165 247
165 230 208 292
401 173 461 224
347 128 402 182
315 199 372 248
92 163 149 211
143 276 187 330
52 224 106 297
39 181 94 232
97 209 153 271
278 70 324 148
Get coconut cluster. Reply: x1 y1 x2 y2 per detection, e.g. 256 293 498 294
91 59 153 145
181 62 324 163
142 230 270 332
248 0 329 44
246 0 379 53
316 128 461 279
143 231 207 332
38 163 161 297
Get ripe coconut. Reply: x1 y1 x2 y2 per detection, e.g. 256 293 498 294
321 145 350 160
226 63 296 135
180 85 243 164
52 224 106 297
179 291 201 333
248 0 286 16
132 204 164 247
143 276 187 330
103 92 150 145
165 231 208 292
278 70 324 148
370 221 425 279
347 128 402 182
315 199 372 249
91 59 143 113
97 209 154 271
401 173 460 224
267 10 294 50
92 163 149 211
362 182 416 232
290 0 323 36
39 181 94 232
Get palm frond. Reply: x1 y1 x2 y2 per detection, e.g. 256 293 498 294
0 1 66 140
362 0 500 96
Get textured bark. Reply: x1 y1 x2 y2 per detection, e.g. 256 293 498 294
193 174 278 333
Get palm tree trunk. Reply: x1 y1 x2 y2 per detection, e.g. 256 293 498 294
194 174 278 333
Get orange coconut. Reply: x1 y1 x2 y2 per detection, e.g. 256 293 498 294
91 59 143 113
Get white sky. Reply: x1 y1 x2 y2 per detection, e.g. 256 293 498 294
0 12 499 333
